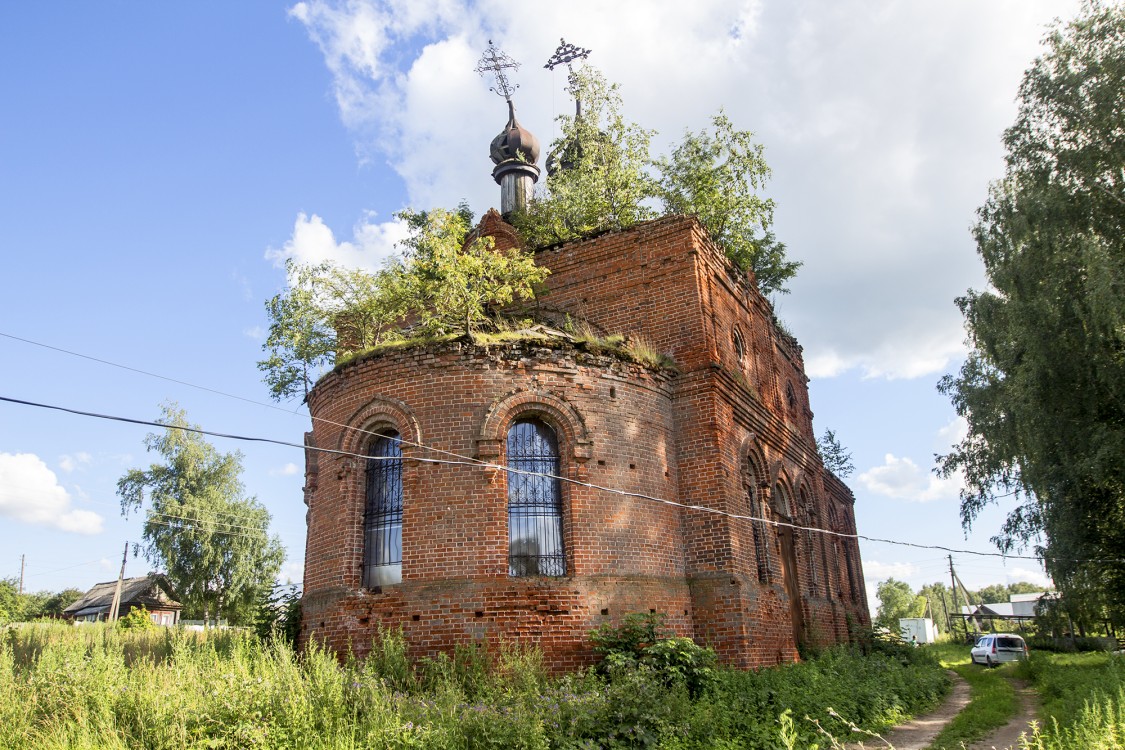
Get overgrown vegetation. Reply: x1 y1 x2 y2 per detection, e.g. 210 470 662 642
0 620 948 749
260 206 549 402
0 579 82 624
259 67 801 402
1018 650 1125 748
512 67 799 297
816 428 855 478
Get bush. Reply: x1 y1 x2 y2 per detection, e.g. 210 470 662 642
590 612 718 696
117 605 154 630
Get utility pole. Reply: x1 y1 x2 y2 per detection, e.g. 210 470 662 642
939 588 954 635
18 554 25 595
107 542 128 623
948 555 967 641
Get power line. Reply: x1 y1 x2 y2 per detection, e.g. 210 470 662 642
0 329 556 472
3 392 1117 566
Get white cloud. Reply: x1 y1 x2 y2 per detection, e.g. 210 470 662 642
271 462 301 477
243 325 266 340
1007 567 1052 589
57 452 92 473
858 453 962 503
936 416 969 449
266 212 408 273
863 560 918 582
279 560 305 585
290 0 1079 380
0 453 104 534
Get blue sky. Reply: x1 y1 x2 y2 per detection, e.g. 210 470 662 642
1 1 1075 611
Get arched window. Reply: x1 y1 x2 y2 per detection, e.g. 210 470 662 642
507 419 566 577
747 482 770 583
364 432 402 587
801 491 819 594
744 455 770 583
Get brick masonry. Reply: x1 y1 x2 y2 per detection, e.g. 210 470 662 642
301 212 869 670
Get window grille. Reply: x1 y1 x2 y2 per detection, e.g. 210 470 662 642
747 483 770 583
802 498 819 594
364 432 402 587
507 419 566 577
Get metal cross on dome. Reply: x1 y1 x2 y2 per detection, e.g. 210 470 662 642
544 38 592 96
544 38 591 72
475 40 521 101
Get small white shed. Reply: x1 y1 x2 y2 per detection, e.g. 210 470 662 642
899 617 939 644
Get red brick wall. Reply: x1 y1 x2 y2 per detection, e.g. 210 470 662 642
527 215 868 662
301 214 869 670
303 343 693 669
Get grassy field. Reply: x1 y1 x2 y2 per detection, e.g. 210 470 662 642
0 622 949 750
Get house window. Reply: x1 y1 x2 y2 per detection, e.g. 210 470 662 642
364 432 403 587
507 419 566 577
733 329 745 361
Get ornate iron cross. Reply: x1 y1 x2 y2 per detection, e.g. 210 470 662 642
544 38 591 72
544 38 592 99
475 40 520 101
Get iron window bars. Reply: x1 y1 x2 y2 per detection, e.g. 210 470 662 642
364 432 403 587
507 419 566 577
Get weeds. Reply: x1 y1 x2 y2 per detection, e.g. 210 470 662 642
1 621 948 750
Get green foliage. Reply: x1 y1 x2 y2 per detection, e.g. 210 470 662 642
918 581 954 634
117 606 154 630
258 259 338 402
259 206 549 401
816 428 855 478
117 402 284 624
513 66 656 246
589 611 668 659
0 579 17 623
396 207 548 338
589 612 718 698
0 581 83 623
39 588 83 618
655 110 800 296
253 583 302 647
1018 650 1125 748
513 72 799 297
937 1 1125 619
875 577 927 632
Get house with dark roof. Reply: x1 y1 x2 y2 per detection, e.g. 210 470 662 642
63 574 182 626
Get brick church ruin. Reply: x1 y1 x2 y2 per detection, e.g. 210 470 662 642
300 46 869 670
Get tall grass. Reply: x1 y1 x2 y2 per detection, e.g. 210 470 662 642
0 622 948 750
1016 651 1125 749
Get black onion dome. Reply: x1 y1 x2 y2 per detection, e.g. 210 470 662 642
489 100 540 165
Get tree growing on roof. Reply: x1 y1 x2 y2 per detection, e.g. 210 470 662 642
654 111 801 296
512 66 657 245
259 205 549 402
117 402 284 624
